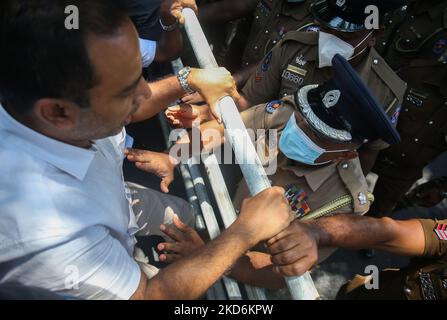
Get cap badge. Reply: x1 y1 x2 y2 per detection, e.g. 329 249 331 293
323 90 341 109
336 0 346 7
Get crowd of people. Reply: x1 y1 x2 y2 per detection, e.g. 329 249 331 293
0 0 446 300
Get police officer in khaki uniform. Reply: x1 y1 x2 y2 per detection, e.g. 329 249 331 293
232 54 401 226
166 55 402 281
237 0 407 173
370 0 447 216
240 0 314 70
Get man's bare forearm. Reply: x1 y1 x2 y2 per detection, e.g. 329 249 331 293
309 215 425 257
132 77 184 123
140 223 257 299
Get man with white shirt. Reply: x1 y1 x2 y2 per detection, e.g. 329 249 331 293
0 0 293 300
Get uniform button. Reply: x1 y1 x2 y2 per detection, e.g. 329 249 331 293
342 163 349 169
245 62 249 66
265 30 269 34
358 193 368 205
444 101 447 106
405 39 410 43
401 153 406 157
414 138 419 143
273 40 277 44
255 15 259 19
373 59 379 65
429 121 434 125
404 108 409 112
276 14 280 17
254 46 258 50
283 93 288 97
382 41 387 46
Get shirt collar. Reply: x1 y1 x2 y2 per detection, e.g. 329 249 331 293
0 105 96 180
280 154 337 191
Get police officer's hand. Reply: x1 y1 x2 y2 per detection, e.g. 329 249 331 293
165 103 213 128
235 187 294 247
158 214 205 263
266 220 319 277
188 67 240 123
407 180 446 208
160 0 198 26
125 149 179 193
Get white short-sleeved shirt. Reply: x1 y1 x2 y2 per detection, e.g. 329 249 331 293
0 105 142 300
139 38 157 68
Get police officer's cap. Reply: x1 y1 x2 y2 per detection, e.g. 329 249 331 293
310 0 408 32
294 54 401 145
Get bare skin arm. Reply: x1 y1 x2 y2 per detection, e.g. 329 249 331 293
156 210 286 290
131 67 238 123
267 215 426 277
130 187 294 299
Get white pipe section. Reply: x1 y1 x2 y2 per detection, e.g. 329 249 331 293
182 8 320 300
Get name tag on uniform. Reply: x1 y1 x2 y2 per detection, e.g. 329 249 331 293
286 64 308 77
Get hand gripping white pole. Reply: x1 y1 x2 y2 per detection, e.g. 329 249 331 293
181 8 320 300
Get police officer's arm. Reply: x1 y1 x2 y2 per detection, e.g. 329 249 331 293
130 187 293 299
267 215 427 276
198 0 258 23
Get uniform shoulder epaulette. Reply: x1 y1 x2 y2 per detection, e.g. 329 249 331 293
281 31 318 46
370 49 407 106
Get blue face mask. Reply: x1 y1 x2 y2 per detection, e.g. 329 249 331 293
279 114 350 166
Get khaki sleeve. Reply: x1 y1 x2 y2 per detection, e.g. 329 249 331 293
241 43 284 105
239 98 295 132
419 219 447 259
240 103 269 131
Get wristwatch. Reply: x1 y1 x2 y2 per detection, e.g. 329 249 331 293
159 17 178 32
177 67 195 94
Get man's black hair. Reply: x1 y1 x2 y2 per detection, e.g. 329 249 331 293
0 0 129 113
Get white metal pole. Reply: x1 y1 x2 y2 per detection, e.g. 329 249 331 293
182 8 320 300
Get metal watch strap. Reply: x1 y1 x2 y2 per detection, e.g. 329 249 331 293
177 67 195 94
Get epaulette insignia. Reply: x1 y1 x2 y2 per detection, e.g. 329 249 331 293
265 100 283 114
434 224 447 241
285 185 311 218
390 105 402 126
261 51 273 72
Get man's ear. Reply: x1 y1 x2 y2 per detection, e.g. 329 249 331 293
33 98 81 130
